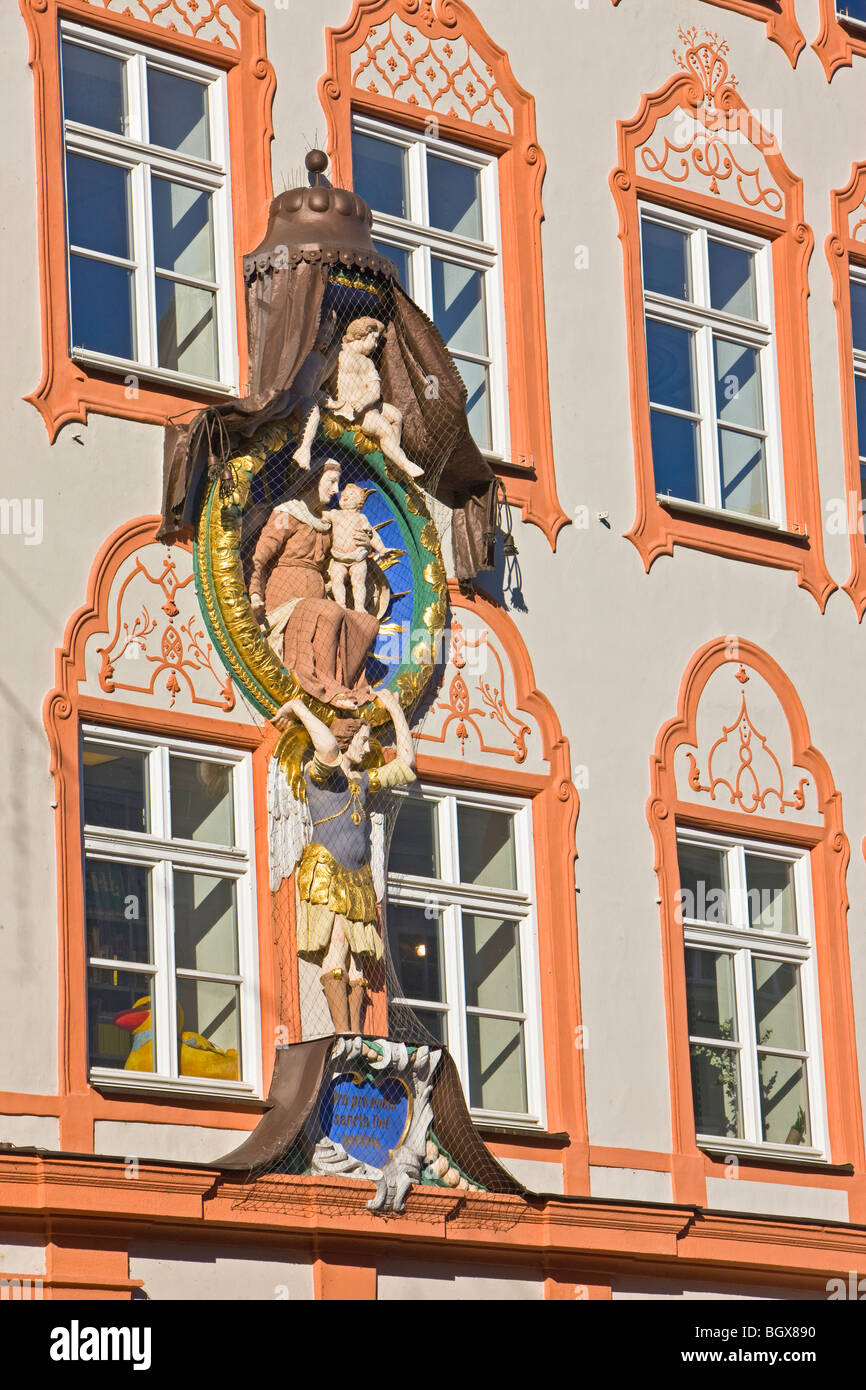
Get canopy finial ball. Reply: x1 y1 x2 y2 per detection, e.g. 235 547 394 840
305 149 329 177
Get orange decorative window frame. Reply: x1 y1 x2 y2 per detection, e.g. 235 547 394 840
406 582 588 1185
827 165 866 618
318 0 568 550
610 28 833 610
814 0 866 80
610 0 805 66
43 516 277 1153
648 637 864 1210
20 0 275 440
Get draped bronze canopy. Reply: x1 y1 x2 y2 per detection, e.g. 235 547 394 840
159 151 497 582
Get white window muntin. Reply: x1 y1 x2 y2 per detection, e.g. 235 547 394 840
678 826 827 1158
60 19 238 394
353 112 510 461
850 265 866 479
82 725 260 1097
640 201 785 527
387 784 545 1127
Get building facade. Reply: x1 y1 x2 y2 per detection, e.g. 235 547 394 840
4 0 866 1300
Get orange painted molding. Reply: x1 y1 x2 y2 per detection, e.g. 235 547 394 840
19 0 275 440
610 29 834 609
648 637 864 1201
318 0 568 551
827 164 866 619
814 0 866 79
43 515 278 1143
612 0 804 66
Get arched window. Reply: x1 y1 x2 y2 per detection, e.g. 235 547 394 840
649 639 863 1203
319 0 567 549
610 26 833 609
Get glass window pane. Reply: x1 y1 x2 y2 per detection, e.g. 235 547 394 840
388 798 440 878
457 805 517 890
463 914 523 1012
173 872 239 975
177 977 240 1078
641 220 691 301
388 903 445 1002
352 130 408 219
170 756 234 845
147 67 210 159
690 1043 743 1137
83 743 149 833
753 958 806 1051
62 41 127 136
650 410 702 503
431 259 488 356
759 1053 810 1145
69 255 136 360
708 239 757 318
718 428 768 517
389 1004 447 1047
646 319 697 412
454 356 491 451
856 375 866 485
373 239 412 294
466 1015 527 1113
66 154 132 259
427 154 483 239
685 948 737 1041
677 842 729 924
840 0 866 20
151 178 215 279
746 855 797 934
851 278 866 354
88 967 156 1071
155 278 218 378
714 340 764 429
85 859 153 964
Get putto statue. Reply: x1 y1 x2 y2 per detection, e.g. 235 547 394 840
269 686 416 1036
328 318 424 480
328 483 402 612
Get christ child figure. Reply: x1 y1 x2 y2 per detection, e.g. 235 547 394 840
328 484 397 612
327 317 424 480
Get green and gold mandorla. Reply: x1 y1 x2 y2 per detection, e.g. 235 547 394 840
193 412 448 728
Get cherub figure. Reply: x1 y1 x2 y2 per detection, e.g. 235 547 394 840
328 484 402 612
327 317 424 480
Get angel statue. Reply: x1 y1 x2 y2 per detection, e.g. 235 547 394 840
268 686 416 1036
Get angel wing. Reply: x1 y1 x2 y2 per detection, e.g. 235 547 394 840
267 724 313 892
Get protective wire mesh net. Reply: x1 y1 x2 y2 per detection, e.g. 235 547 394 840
219 268 531 1223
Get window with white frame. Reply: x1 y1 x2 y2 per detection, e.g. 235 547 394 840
82 728 259 1095
640 205 784 524
351 115 508 457
849 267 866 498
837 2 866 26
60 22 237 391
677 830 825 1155
386 786 543 1124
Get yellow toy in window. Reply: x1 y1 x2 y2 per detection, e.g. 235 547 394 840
114 996 239 1081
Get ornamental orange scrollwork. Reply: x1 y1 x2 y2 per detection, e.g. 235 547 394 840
685 666 808 815
418 618 530 762
639 28 783 213
349 5 513 130
80 0 241 47
97 549 235 712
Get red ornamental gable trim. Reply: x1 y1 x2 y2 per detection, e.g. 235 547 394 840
815 0 866 80
648 638 863 1199
96 546 235 711
610 0 805 67
320 0 568 552
418 617 531 762
684 666 809 814
610 28 834 609
20 0 275 440
827 164 866 619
